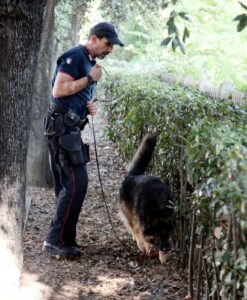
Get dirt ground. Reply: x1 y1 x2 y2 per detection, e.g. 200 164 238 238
19 111 188 300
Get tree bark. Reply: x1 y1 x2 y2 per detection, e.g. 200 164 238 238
0 1 46 295
71 13 80 46
27 0 57 187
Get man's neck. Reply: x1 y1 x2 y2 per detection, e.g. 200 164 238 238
84 43 95 59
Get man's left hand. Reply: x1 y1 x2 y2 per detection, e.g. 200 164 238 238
87 100 97 115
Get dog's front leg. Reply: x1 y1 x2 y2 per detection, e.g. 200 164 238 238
135 235 146 252
158 251 167 264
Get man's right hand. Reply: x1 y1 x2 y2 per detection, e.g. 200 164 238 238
89 64 102 82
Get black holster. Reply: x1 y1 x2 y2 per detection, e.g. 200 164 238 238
44 111 65 137
58 129 90 166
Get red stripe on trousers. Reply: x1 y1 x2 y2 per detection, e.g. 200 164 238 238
59 167 76 244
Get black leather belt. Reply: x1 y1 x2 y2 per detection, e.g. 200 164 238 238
50 103 68 114
49 103 88 130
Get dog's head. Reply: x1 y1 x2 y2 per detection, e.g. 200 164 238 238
143 220 174 252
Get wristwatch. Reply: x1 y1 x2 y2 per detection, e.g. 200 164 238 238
87 74 96 85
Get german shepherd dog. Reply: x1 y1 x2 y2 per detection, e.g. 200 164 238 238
119 134 174 264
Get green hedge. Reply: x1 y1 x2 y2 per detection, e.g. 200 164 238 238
101 72 247 299
186 121 247 298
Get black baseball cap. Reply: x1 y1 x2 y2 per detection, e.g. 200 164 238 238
89 22 124 47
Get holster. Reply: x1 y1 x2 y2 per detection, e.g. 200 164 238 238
44 111 65 137
58 129 90 166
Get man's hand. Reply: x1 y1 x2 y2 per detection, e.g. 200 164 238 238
87 100 97 115
89 64 102 82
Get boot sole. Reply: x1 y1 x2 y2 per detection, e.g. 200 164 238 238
42 245 81 258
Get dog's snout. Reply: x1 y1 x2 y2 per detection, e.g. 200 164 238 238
160 241 171 253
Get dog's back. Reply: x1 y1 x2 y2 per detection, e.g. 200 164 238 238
119 134 173 264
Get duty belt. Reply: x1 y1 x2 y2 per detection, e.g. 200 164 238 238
50 102 68 114
50 103 88 130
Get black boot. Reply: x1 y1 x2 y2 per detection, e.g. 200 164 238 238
42 241 81 257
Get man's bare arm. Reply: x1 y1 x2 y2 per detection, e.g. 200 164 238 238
52 72 88 98
52 65 102 98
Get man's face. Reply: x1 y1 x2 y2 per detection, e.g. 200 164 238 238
94 37 114 60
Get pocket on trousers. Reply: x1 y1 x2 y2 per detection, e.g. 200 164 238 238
59 130 84 165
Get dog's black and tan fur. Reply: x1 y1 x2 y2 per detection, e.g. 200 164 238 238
119 134 173 264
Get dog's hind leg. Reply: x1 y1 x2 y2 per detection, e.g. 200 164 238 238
119 204 137 240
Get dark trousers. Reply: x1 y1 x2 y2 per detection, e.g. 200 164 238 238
45 136 88 246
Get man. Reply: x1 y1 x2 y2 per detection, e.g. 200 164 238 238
43 22 124 257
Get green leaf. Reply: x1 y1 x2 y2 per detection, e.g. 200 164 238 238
170 10 177 18
236 252 247 270
239 1 247 11
233 13 247 21
178 12 190 21
172 37 179 51
221 250 231 263
161 36 172 47
172 36 185 54
237 16 247 32
178 40 186 54
168 22 177 35
161 1 169 9
224 271 232 284
182 27 190 43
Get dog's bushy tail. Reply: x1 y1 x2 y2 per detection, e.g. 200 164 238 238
127 133 157 176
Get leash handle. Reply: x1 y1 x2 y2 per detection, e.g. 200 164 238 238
97 65 110 77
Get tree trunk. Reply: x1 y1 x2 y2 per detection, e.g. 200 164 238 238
71 13 80 46
0 1 46 295
27 0 57 187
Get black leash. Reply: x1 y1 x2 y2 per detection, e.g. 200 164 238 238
89 70 156 262
95 65 126 103
94 96 118 103
90 115 132 254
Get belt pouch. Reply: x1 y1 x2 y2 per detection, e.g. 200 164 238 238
59 130 84 165
64 109 80 127
44 111 64 136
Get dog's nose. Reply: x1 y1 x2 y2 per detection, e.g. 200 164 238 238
160 241 171 253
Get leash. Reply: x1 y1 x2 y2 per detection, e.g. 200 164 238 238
93 96 118 103
90 115 132 255
94 65 126 103
88 71 160 263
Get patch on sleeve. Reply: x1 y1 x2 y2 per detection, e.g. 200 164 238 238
66 57 72 64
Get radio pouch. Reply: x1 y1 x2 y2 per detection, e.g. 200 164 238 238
59 130 89 165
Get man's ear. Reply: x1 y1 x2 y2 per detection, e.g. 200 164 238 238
90 34 98 43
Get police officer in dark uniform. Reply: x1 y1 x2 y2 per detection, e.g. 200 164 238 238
43 22 124 257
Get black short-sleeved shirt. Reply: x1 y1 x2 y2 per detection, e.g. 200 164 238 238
51 45 96 118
